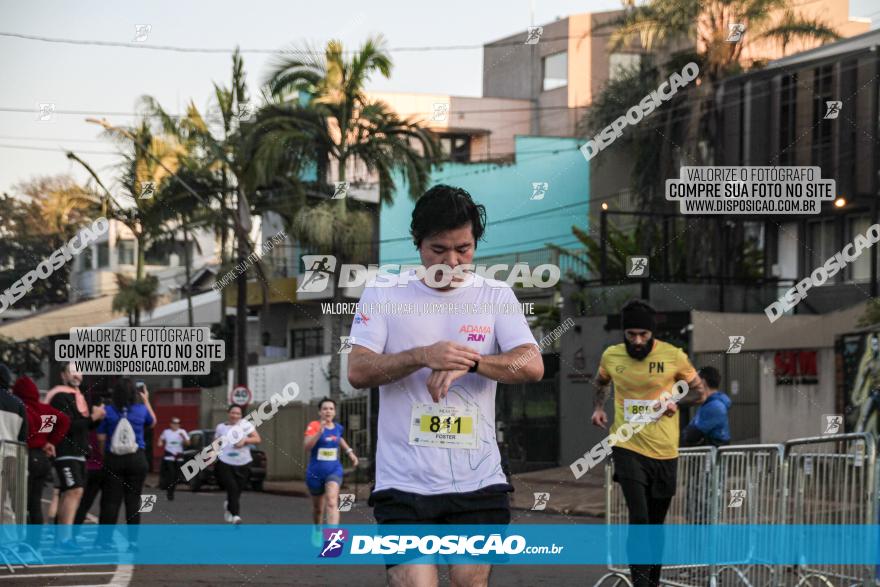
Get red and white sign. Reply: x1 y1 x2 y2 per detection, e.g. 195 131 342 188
229 385 252 407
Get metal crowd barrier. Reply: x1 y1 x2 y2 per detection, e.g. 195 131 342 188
0 440 34 573
595 433 878 587
781 433 876 587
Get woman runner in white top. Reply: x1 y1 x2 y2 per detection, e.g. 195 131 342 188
214 405 261 524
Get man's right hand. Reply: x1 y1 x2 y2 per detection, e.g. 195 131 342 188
420 342 481 371
591 409 608 429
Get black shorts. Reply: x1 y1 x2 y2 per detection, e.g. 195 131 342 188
54 459 86 492
369 483 513 568
611 446 677 499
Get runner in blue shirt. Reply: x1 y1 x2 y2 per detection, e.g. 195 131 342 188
304 398 358 546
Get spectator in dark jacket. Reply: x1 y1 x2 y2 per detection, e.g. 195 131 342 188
682 366 732 447
0 363 27 526
12 376 70 525
48 362 104 553
0 364 26 443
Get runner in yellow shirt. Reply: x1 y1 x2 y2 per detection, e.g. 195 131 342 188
591 300 707 587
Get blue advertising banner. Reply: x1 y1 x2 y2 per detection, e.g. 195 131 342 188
4 525 878 565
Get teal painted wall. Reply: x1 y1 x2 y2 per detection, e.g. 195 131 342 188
380 136 589 265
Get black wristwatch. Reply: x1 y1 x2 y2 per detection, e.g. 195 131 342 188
469 360 480 373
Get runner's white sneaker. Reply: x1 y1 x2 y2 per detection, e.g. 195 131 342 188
232 515 242 525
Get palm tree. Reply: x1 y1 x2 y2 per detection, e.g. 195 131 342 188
263 36 441 399
602 0 840 84
144 50 310 386
69 117 188 325
112 274 160 326
584 0 840 282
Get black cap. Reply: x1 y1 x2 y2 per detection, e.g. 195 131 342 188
620 300 656 331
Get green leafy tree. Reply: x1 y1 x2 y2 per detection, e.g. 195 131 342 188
263 36 441 398
0 177 101 310
0 335 48 378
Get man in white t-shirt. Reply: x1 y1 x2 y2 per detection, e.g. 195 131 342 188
157 417 190 501
348 184 544 587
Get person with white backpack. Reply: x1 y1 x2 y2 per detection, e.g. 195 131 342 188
95 379 155 550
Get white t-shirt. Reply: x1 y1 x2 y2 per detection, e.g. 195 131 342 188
159 428 190 460
350 270 537 494
215 420 256 466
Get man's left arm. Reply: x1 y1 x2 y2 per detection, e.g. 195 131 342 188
475 343 544 383
426 344 543 402
678 375 708 407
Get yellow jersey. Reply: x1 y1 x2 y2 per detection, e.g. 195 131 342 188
598 340 697 459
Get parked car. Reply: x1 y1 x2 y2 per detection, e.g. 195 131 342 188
183 429 267 492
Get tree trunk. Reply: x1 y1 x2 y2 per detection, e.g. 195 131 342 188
235 193 248 385
328 259 343 401
235 228 248 387
135 233 145 327
184 226 194 327
219 176 229 326
327 163 347 401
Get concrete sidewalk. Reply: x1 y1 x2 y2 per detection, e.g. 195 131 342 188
262 465 607 519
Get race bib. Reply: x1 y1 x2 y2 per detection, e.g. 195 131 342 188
317 447 338 461
409 403 477 449
624 399 662 423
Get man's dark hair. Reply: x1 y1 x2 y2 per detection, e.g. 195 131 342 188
228 404 243 413
410 184 487 249
698 366 721 390
318 397 336 410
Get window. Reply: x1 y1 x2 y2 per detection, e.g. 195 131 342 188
609 53 641 81
79 246 93 271
290 328 323 359
117 240 135 266
145 240 191 266
846 216 872 282
437 134 472 162
96 242 110 268
807 219 835 278
811 65 834 167
542 52 567 91
779 74 797 166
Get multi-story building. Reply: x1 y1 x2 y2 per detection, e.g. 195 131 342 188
67 219 218 302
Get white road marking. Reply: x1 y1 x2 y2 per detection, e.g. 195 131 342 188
0 571 113 579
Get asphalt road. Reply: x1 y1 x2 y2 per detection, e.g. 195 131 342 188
3 485 611 586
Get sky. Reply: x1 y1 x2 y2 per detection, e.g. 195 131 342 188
1 0 878 195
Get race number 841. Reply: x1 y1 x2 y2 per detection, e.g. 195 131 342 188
409 404 478 449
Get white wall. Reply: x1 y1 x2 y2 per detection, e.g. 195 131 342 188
759 349 835 443
227 352 359 405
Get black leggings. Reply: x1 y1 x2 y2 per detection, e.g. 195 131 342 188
215 461 249 516
26 449 52 546
618 477 673 587
159 459 181 495
26 449 52 524
97 451 148 546
74 468 104 524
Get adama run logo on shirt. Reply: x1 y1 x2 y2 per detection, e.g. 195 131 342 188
461 324 491 342
354 312 370 326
